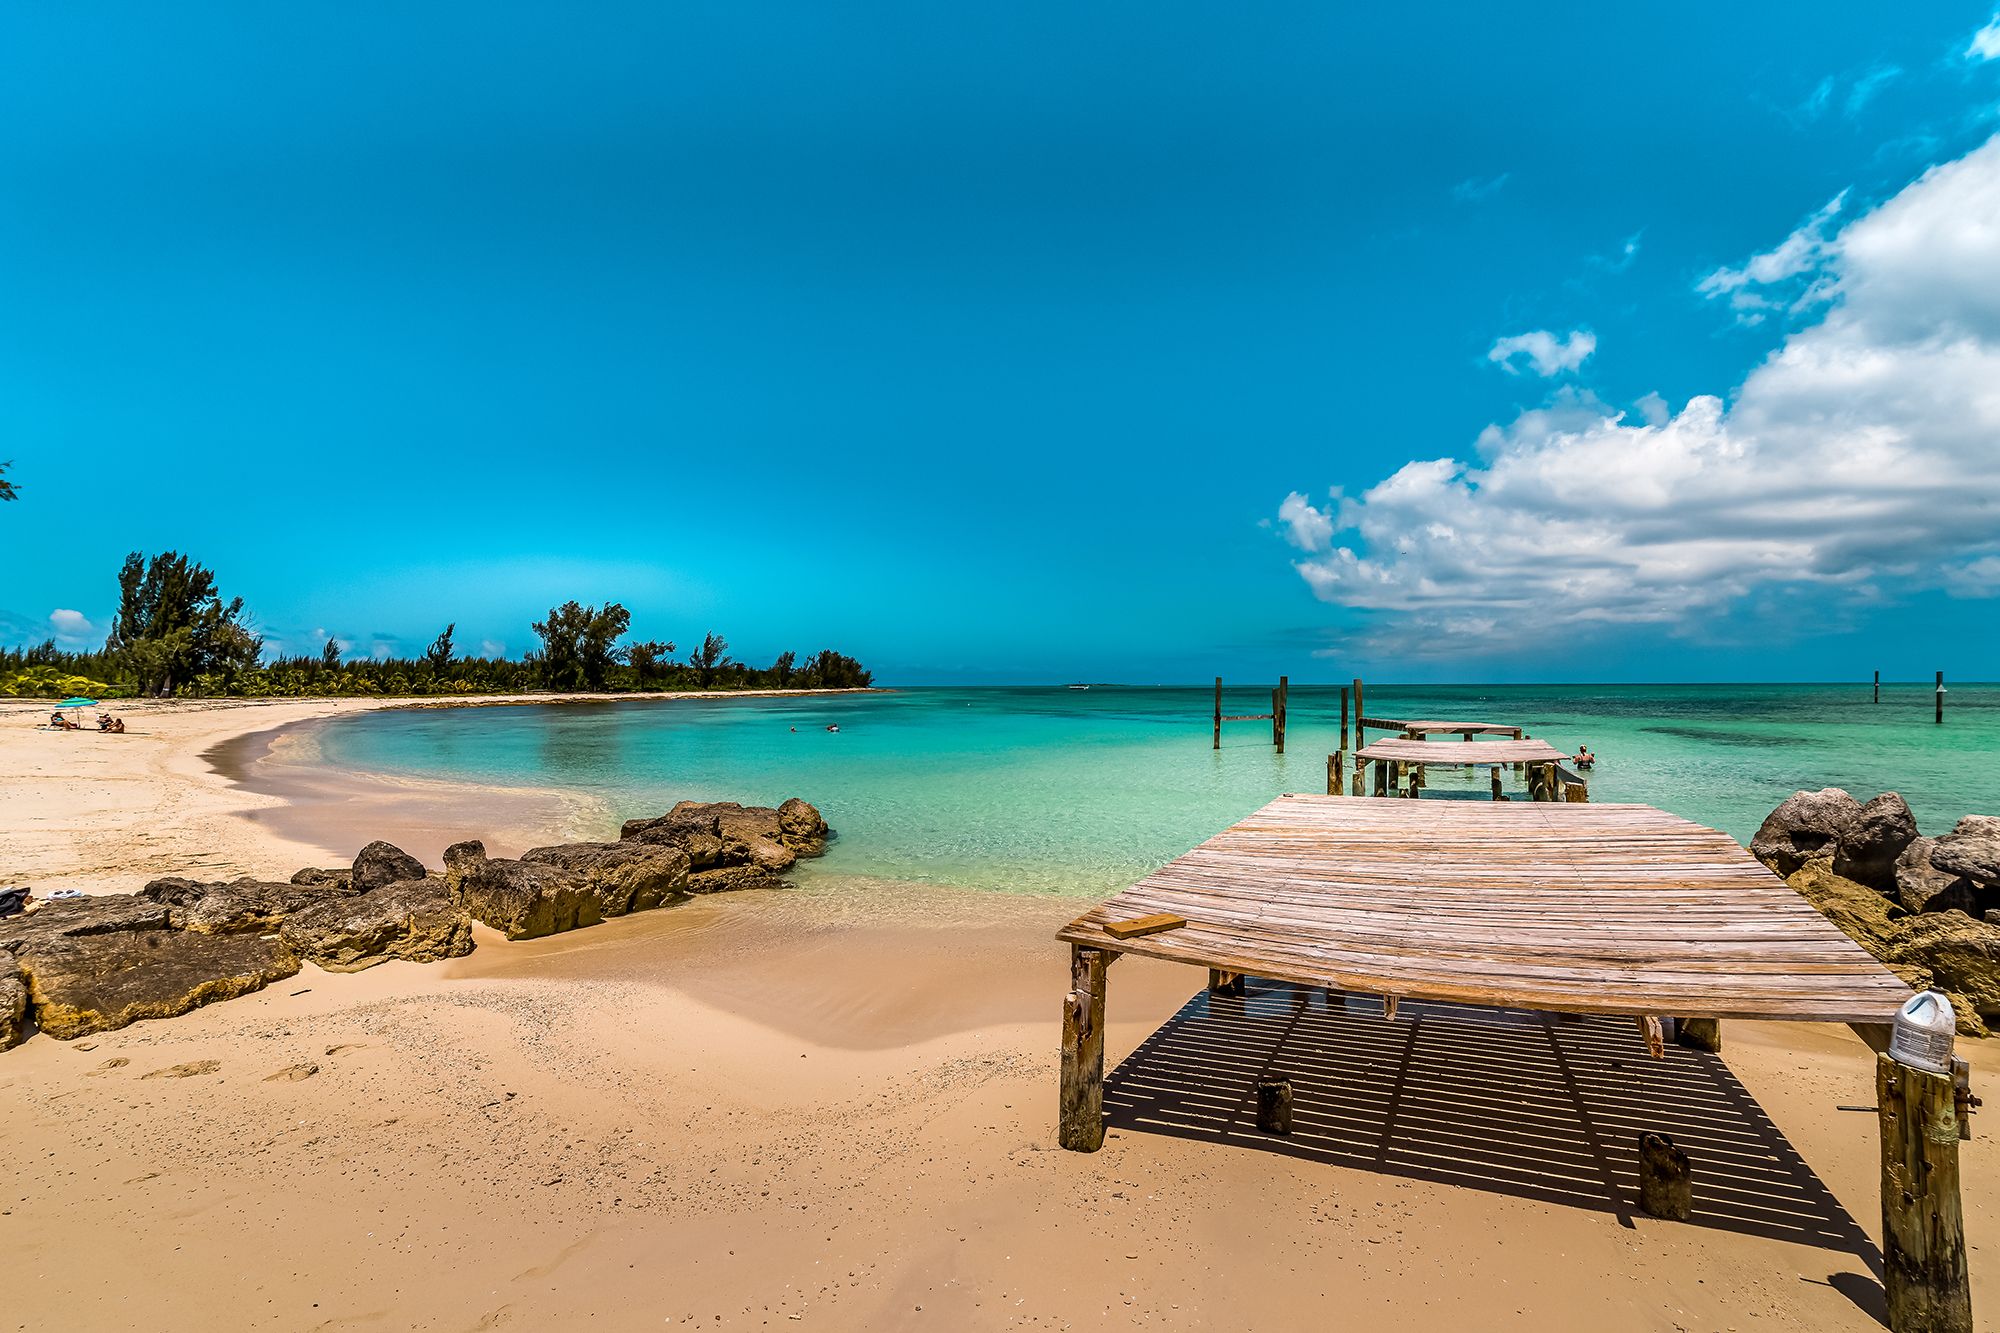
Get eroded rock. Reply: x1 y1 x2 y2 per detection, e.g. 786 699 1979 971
444 842 603 940
176 880 358 935
0 952 26 1051
1886 911 2000 1037
1750 789 1863 878
1895 837 1980 915
351 841 427 894
279 876 472 972
0 894 173 953
290 867 354 891
1930 815 2000 888
518 841 692 916
14 928 299 1040
1832 792 1918 892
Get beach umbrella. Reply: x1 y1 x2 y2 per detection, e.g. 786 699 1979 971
58 697 98 709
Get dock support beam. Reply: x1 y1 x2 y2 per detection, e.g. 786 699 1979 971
1877 1053 1971 1332
1212 678 1222 750
1938 671 1946 725
1274 676 1288 753
1675 1017 1722 1053
1207 968 1244 997
1491 766 1505 801
1327 751 1345 795
1875 669 1881 704
1353 678 1365 752
1059 946 1110 1152
1339 686 1350 755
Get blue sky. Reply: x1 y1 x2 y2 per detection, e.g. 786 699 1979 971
4 3 2000 683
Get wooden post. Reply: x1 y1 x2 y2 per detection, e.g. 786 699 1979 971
1937 671 1945 725
1675 1017 1722 1053
1256 1078 1294 1135
1339 686 1349 754
1328 751 1344 796
1353 752 1365 798
1213 678 1222 750
1352 678 1365 752
1638 1132 1693 1221
1405 766 1420 798
1207 968 1244 997
1373 760 1387 797
1877 1052 1971 1331
1059 946 1110 1152
1491 766 1504 801
1875 669 1881 704
1274 676 1288 753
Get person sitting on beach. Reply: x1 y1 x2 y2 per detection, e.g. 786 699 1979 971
97 713 113 731
109 717 126 734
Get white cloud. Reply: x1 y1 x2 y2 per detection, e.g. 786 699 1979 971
1487 329 1596 377
1969 13 2000 61
1696 192 1847 322
479 638 507 659
1282 135 2000 650
1277 492 1334 552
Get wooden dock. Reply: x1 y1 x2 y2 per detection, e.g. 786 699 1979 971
1054 795 1967 1330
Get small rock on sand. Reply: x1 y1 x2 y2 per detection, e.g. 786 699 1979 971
141 1059 221 1079
265 1062 319 1082
88 1057 130 1075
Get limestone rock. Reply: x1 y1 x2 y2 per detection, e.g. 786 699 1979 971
778 797 830 853
0 951 26 1051
290 867 354 891
688 864 786 895
1886 911 2000 1038
1832 792 1918 892
351 841 427 894
1894 837 1980 915
139 877 210 908
14 928 299 1040
0 894 173 953
1788 862 1904 957
176 880 358 935
621 809 729 868
1929 814 2000 888
279 876 472 972
444 842 602 940
519 841 691 916
1750 789 1862 878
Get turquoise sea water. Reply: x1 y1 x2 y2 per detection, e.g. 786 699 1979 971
312 684 2000 898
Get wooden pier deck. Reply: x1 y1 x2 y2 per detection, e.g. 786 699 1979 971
1353 736 1565 767
1059 795 1910 1023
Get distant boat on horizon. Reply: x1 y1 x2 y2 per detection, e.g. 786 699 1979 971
1066 683 1091 690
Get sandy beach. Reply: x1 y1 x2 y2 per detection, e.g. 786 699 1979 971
1 697 1993 1331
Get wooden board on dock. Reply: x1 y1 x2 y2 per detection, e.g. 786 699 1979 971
1355 737 1567 766
1057 795 1912 1023
1102 912 1187 940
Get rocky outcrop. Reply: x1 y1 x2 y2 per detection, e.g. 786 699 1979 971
1831 792 1919 892
622 798 830 875
1750 789 1862 878
1786 862 1996 1037
778 798 830 854
351 841 427 893
688 864 786 894
518 841 692 916
1886 912 2000 1036
279 876 472 972
1895 837 1980 916
1 894 173 952
1930 815 2000 889
0 952 26 1051
175 880 358 935
14 928 300 1040
445 841 604 940
290 866 353 891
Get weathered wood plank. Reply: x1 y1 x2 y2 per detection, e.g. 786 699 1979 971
1103 912 1187 940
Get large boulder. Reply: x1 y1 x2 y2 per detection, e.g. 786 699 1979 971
0 952 25 1051
351 841 427 893
13 928 300 1040
519 841 691 916
175 879 358 935
1750 789 1863 878
778 798 830 853
621 809 729 868
0 894 173 953
1832 792 1918 892
1886 911 2000 1038
1929 815 2000 888
279 876 472 972
444 841 602 940
1895 837 1981 915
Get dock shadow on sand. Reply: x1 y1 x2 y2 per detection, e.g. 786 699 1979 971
1105 984 1882 1269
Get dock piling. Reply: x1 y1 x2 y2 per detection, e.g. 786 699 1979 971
1058 946 1110 1152
1274 676 1288 753
1875 670 1881 704
1878 1052 1972 1332
1937 671 1945 725
1212 678 1222 750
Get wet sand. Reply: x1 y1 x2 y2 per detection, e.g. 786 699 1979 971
1 696 1993 1331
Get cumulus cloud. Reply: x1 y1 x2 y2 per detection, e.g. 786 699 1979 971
0 608 103 651
1277 491 1334 552
1487 329 1597 377
1969 12 2000 61
1281 135 2000 651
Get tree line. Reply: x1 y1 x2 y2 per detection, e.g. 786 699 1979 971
1 550 873 699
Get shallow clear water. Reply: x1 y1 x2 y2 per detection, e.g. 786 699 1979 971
313 683 2000 898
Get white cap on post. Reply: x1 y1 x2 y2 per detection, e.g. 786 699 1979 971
1889 990 1957 1075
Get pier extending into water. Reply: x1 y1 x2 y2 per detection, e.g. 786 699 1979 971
1055 794 1973 1332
